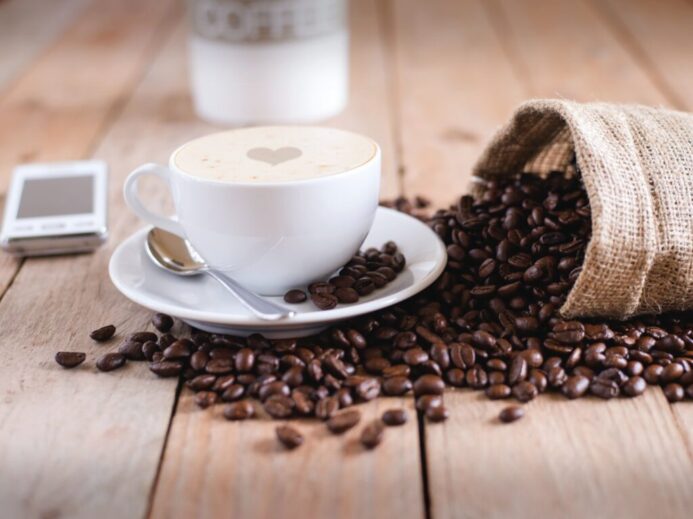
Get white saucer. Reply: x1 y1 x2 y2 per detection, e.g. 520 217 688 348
109 207 446 338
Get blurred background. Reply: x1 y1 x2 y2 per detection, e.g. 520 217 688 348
0 0 691 207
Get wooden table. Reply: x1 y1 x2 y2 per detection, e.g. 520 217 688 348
1 0 692 517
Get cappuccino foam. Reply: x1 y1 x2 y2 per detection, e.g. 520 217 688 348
173 127 377 183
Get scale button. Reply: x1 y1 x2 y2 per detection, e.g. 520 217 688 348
42 222 65 230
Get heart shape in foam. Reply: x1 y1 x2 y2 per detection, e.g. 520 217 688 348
246 146 302 166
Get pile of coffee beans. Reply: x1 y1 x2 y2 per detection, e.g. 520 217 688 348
283 242 406 310
57 170 693 451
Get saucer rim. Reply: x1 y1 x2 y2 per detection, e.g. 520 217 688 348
109 207 447 327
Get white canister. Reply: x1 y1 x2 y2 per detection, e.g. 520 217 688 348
187 0 349 125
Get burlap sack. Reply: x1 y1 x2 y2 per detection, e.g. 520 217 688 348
472 99 693 319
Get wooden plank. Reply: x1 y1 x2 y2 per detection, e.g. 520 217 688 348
0 1 186 518
425 390 693 519
0 0 90 91
387 0 527 206
387 1 693 517
150 396 423 519
591 0 693 110
588 0 693 455
149 3 418 517
0 0 177 300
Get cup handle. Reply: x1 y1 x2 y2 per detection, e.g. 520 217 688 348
124 163 185 237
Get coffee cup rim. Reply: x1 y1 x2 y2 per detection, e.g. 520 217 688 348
168 127 380 188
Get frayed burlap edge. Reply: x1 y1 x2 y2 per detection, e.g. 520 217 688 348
472 99 693 319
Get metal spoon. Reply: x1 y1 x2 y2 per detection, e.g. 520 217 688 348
145 228 295 321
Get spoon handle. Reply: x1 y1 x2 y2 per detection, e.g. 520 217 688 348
204 269 295 321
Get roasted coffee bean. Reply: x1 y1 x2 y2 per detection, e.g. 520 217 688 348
661 362 684 383
403 347 429 366
151 313 174 333
235 348 255 372
221 384 245 402
128 332 158 344
223 401 254 421
205 358 234 375
315 396 340 420
149 360 182 377
258 381 290 401
90 324 116 342
499 405 525 423
382 376 413 396
189 350 209 371
188 374 217 391
55 351 86 368
95 352 126 372
527 369 548 392
194 391 217 409
508 356 528 385
547 366 567 387
355 378 381 401
485 384 511 399
413 374 445 396
426 405 449 422
142 341 160 362
163 340 192 360
309 282 335 295
664 383 685 402
293 390 315 415
327 409 361 433
416 394 443 412
590 378 619 399
512 381 538 402
360 420 385 449
562 375 590 399
466 366 488 389
335 287 360 304
311 293 338 310
264 395 295 418
552 321 585 344
276 425 304 449
643 364 664 384
623 376 647 397
382 409 408 426
284 289 308 304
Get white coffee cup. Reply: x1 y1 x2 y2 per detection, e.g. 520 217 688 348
124 127 381 295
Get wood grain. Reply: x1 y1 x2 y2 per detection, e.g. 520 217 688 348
150 396 423 519
408 1 693 518
387 0 527 206
425 390 693 519
0 0 90 91
0 1 189 518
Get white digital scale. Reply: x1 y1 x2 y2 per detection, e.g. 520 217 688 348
0 161 108 256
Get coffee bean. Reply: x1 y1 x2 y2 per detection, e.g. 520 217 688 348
622 376 647 397
311 293 338 310
55 351 86 368
562 375 590 399
189 350 209 371
552 321 585 344
335 287 360 304
664 383 684 402
293 390 315 415
360 420 385 449
276 425 304 449
416 394 443 412
234 348 255 372
382 409 408 426
643 364 663 384
512 381 538 402
149 360 182 377
221 384 245 402
315 396 340 420
499 405 525 423
284 289 307 304
96 353 126 372
142 341 160 361
128 332 158 344
90 324 116 342
486 384 511 399
116 340 143 360
590 378 619 399
661 363 684 383
194 391 217 409
355 378 381 401
327 409 361 433
508 356 528 385
151 313 174 333
205 358 234 375
426 405 449 422
382 376 413 396
223 401 254 421
188 374 217 391
413 374 445 396
163 340 192 360
264 395 295 418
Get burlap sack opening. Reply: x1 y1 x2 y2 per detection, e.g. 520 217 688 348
472 99 693 320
